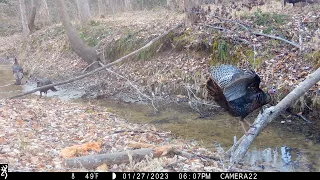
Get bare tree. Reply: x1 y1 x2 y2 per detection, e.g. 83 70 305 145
184 0 200 26
98 0 106 17
76 0 91 26
124 0 133 11
39 0 51 23
28 0 37 33
19 0 30 35
56 0 100 70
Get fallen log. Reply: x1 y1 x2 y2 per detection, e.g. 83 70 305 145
64 145 176 169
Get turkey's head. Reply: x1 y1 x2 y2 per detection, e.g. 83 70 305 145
268 86 277 95
265 86 277 104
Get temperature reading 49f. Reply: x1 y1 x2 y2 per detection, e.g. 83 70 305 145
85 173 99 179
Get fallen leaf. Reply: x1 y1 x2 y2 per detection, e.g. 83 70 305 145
0 137 6 144
96 163 109 172
128 141 155 148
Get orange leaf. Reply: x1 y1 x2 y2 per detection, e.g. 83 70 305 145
0 137 6 144
60 141 102 158
60 147 78 158
96 163 109 172
153 145 175 157
17 119 24 125
128 141 155 149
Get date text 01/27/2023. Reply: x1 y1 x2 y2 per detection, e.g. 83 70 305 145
121 172 210 180
120 172 258 180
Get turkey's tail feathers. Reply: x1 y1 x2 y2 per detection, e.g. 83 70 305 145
206 77 229 110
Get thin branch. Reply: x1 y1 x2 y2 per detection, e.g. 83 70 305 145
252 31 300 48
212 15 251 31
205 25 251 45
7 23 184 100
209 16 300 48
102 64 158 112
82 61 100 73
185 85 219 107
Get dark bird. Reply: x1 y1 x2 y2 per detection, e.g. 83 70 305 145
206 64 276 134
12 58 24 85
36 78 58 97
283 0 316 6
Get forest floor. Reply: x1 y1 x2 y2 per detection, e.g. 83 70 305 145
0 98 232 172
0 1 320 172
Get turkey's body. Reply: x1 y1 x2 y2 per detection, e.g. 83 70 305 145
37 78 58 97
12 58 23 85
206 64 271 133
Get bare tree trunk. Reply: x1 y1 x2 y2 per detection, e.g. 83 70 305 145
124 0 133 11
19 0 30 36
167 0 175 10
98 0 106 17
76 0 91 26
28 0 37 33
56 0 99 69
228 67 320 165
184 0 200 26
40 0 51 23
106 0 115 19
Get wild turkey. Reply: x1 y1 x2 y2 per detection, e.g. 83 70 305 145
12 58 24 85
36 78 58 97
283 0 316 6
206 64 276 133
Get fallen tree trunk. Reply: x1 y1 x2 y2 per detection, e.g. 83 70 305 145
8 23 183 99
228 67 320 164
64 145 176 169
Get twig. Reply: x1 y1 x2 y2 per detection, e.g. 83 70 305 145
102 63 158 112
208 16 300 48
185 85 219 107
172 149 221 161
296 113 312 124
82 61 100 73
204 25 251 45
252 31 300 48
211 15 251 31
7 23 184 100
0 83 14 88
113 130 146 134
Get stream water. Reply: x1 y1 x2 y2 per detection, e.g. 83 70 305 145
1 64 319 172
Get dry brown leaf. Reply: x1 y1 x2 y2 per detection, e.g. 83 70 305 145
60 147 78 158
153 145 175 157
0 137 6 144
150 125 157 132
60 141 102 158
128 141 155 148
83 141 102 152
96 163 109 172
16 119 24 126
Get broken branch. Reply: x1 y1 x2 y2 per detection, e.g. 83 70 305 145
228 68 320 164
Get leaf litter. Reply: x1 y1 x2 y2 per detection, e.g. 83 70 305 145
0 98 230 172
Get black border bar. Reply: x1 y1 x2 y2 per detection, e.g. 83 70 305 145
2 172 320 180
